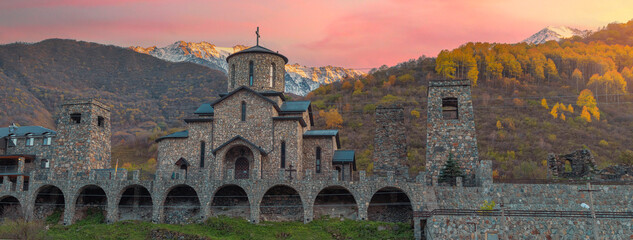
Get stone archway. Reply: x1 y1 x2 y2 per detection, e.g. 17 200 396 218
225 146 254 180
0 196 22 219
74 185 108 223
33 185 65 223
118 185 153 221
368 187 412 224
210 184 250 219
260 185 303 222
314 186 358 220
163 185 200 224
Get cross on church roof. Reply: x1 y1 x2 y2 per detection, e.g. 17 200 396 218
285 164 297 180
256 27 260 46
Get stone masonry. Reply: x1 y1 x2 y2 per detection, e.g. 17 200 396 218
426 79 479 183
373 106 409 176
1 36 633 240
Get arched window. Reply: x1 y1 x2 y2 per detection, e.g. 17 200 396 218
26 133 33 146
41 159 49 169
280 141 286 168
249 61 254 86
231 64 236 88
200 141 205 168
269 63 274 87
442 97 459 119
316 147 322 173
241 101 246 121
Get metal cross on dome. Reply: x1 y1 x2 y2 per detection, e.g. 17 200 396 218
256 27 260 46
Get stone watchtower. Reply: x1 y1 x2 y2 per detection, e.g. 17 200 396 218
426 79 479 182
53 99 111 174
373 106 408 176
226 44 288 92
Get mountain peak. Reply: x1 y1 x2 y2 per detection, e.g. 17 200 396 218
521 26 590 44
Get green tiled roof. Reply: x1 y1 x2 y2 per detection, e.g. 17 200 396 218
155 130 188 142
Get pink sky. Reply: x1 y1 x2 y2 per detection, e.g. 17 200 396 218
0 0 632 69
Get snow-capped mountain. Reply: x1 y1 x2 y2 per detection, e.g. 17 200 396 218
130 41 364 96
521 26 590 44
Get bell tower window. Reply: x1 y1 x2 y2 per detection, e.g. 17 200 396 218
442 97 459 119
70 113 81 124
280 141 286 168
231 64 236 88
249 61 254 86
269 63 274 87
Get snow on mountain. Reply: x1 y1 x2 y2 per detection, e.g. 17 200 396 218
130 41 364 96
521 26 590 44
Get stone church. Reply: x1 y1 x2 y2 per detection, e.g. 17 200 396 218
155 43 357 182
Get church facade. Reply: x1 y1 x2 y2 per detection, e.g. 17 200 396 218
155 44 356 183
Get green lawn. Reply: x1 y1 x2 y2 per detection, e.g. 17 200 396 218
3 215 412 240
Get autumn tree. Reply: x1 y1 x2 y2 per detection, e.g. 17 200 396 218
341 81 352 91
580 106 592 122
572 68 583 92
541 98 549 109
319 108 343 128
435 50 456 79
354 79 364 92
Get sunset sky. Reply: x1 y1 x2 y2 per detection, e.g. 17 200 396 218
1 0 632 70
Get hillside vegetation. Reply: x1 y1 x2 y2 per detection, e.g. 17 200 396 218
305 20 633 179
0 39 226 141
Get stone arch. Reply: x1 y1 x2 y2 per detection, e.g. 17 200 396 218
313 185 358 220
33 185 65 222
210 184 250 219
260 185 303 222
0 195 23 219
117 184 153 221
74 184 108 222
225 145 254 180
163 184 200 224
368 187 412 224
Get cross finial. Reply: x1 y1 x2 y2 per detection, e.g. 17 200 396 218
256 27 260 46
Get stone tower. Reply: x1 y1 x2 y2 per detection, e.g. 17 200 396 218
426 79 479 182
226 45 288 92
373 106 408 176
53 99 111 174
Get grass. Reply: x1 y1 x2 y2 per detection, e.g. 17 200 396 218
40 216 413 240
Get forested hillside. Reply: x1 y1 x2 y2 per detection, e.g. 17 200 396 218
305 20 633 179
0 39 226 141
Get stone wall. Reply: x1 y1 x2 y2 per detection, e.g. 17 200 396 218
426 215 632 239
373 106 408 176
435 183 633 212
426 80 478 182
53 99 111 175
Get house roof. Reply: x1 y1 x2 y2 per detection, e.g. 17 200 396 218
194 103 214 115
226 45 289 63
333 150 356 170
212 135 267 155
155 130 188 142
303 130 340 148
280 101 311 112
0 126 56 138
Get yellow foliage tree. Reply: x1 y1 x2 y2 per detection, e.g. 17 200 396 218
580 106 592 122
354 79 364 92
577 89 599 121
567 104 574 113
560 113 566 121
319 108 343 128
341 81 352 91
589 107 600 121
496 120 503 130
550 103 559 119
541 98 549 109
410 110 420 118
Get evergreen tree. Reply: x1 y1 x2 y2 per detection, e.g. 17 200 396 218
438 153 464 185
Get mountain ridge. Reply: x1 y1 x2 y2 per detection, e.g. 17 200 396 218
129 41 365 96
522 26 590 44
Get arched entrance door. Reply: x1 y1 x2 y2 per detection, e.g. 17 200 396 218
235 157 249 179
